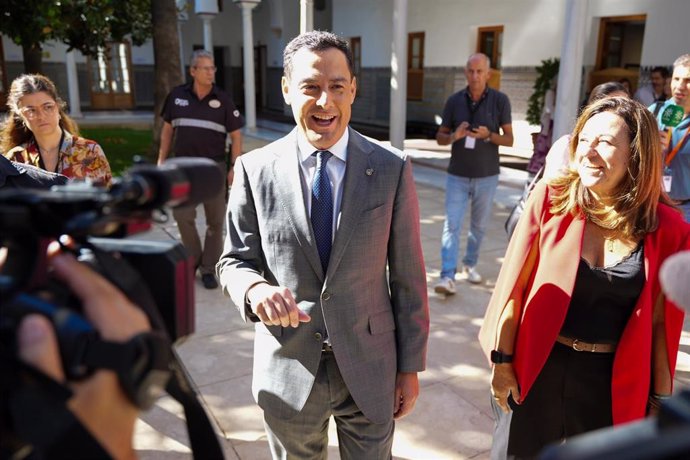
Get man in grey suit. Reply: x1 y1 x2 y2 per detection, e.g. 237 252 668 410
217 31 429 458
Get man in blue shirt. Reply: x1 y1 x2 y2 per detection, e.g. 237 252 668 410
651 54 690 221
434 53 514 295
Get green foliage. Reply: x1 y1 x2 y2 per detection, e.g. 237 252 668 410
81 127 153 177
0 0 152 59
0 1 61 48
526 58 560 126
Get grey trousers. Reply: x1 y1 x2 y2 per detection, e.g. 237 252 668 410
263 351 394 460
172 161 226 275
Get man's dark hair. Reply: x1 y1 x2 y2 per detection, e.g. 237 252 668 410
283 30 354 81
651 66 670 79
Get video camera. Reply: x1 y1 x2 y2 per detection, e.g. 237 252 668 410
0 157 226 458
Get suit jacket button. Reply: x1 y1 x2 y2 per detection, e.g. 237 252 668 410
322 292 331 301
314 332 323 341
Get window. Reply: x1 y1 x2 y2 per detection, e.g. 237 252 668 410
477 26 503 69
87 42 134 109
350 37 361 78
407 32 425 100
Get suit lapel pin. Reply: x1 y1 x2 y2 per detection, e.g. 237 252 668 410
366 168 374 176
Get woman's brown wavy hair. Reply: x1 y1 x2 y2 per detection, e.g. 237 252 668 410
549 96 674 239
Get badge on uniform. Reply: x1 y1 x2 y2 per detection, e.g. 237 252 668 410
465 136 476 149
209 99 221 109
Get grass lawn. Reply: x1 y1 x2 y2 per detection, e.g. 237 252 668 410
80 127 155 177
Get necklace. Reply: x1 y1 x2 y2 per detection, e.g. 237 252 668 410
606 239 615 252
36 129 65 173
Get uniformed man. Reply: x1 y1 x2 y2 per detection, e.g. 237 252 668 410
158 49 245 289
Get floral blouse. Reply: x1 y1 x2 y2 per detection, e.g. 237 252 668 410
5 130 112 186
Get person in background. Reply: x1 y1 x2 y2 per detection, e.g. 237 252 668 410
217 31 429 459
158 49 244 290
1 74 112 186
434 53 514 294
618 77 632 96
525 76 557 179
650 54 690 222
543 81 629 180
634 66 670 111
480 96 690 459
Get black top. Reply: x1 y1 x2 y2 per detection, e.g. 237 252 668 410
440 87 512 178
560 244 645 343
161 83 245 160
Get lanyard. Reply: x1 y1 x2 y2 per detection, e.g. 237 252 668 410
665 123 690 167
465 88 488 124
36 129 65 173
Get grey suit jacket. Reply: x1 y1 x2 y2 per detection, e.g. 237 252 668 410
217 127 429 424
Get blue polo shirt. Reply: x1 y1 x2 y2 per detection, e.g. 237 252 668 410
440 87 512 178
161 83 245 160
651 100 690 201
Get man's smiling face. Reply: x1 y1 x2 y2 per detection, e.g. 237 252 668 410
282 47 357 150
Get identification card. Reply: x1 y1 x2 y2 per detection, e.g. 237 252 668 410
465 136 476 149
663 167 673 193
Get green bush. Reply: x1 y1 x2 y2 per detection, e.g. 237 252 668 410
81 127 154 177
526 58 560 126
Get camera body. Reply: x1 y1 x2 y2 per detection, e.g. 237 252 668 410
89 237 195 342
0 158 225 458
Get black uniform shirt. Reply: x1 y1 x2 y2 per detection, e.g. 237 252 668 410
161 83 245 160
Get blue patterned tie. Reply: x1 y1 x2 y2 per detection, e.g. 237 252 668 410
311 150 333 272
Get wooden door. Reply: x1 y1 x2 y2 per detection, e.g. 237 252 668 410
88 42 135 109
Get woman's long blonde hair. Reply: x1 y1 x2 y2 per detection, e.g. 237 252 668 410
549 97 674 239
1 74 79 154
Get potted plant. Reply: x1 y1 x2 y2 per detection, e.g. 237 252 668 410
526 58 560 127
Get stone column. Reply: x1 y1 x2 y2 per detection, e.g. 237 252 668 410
300 0 314 34
552 0 589 141
65 51 82 118
389 0 408 150
195 0 218 52
234 0 261 131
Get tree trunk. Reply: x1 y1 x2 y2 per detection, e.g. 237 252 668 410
22 43 43 74
150 0 183 157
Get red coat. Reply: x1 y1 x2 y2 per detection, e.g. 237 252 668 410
479 182 690 424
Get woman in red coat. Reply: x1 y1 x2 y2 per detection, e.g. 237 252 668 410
479 97 690 459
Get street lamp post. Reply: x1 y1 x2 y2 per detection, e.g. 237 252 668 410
233 0 261 132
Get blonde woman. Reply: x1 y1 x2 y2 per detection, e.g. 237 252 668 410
480 97 690 458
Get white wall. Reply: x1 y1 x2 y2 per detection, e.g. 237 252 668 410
331 0 688 69
332 0 393 66
1 36 89 64
332 0 566 68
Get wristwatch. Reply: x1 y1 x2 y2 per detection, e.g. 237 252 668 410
490 350 513 364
